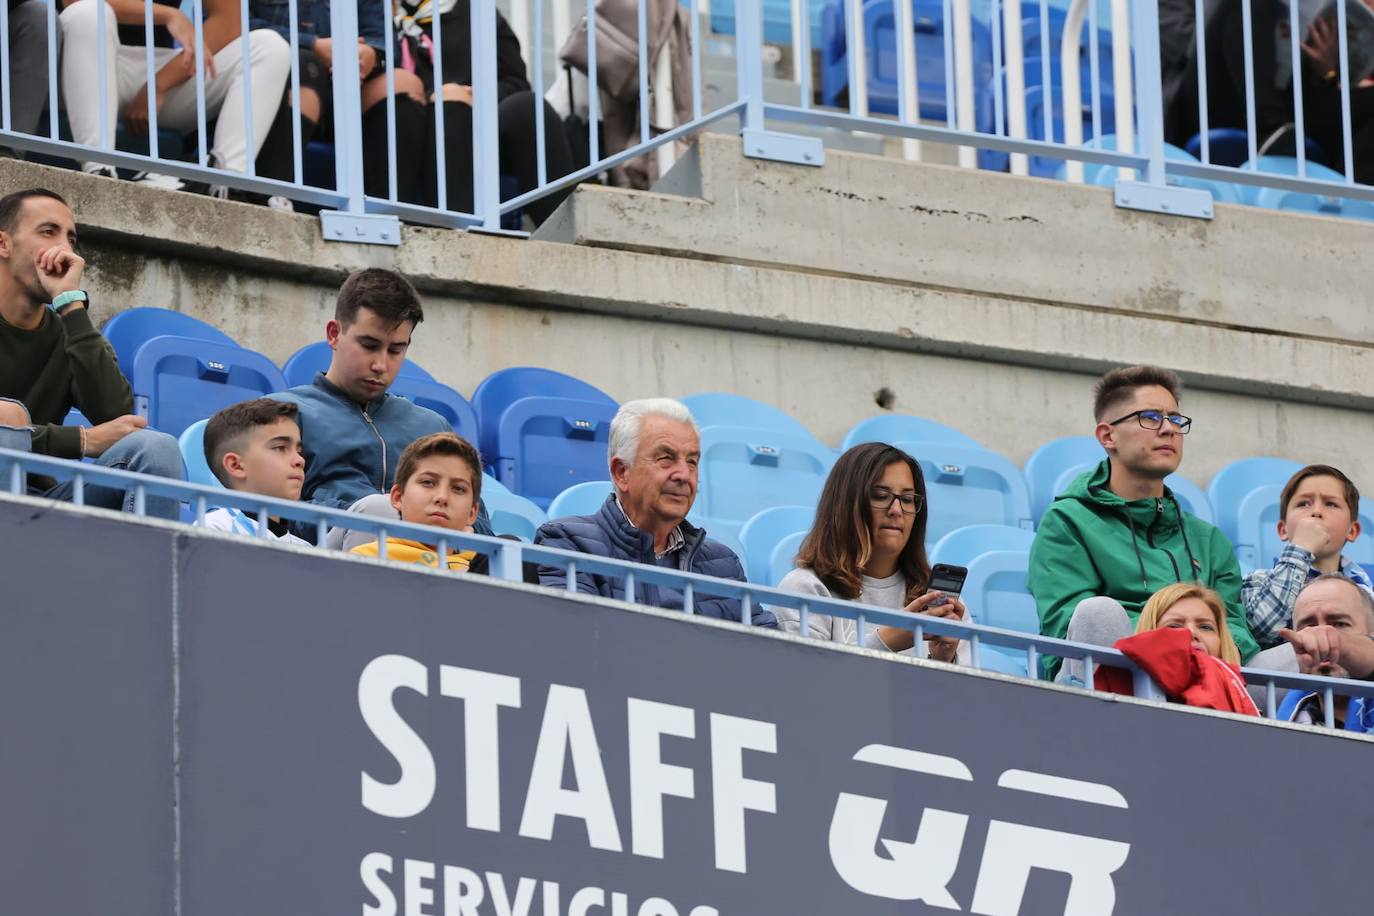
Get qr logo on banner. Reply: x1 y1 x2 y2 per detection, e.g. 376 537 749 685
828 744 1131 915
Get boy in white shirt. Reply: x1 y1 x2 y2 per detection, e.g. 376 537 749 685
198 398 309 544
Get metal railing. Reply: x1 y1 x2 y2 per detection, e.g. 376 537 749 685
5 0 1372 234
4 445 1374 731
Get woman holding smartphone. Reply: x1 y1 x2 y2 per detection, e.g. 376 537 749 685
772 442 968 663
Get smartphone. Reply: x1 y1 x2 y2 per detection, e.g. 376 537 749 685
925 564 968 606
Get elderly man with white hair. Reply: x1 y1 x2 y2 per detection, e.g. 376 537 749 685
535 398 776 626
1275 574 1374 733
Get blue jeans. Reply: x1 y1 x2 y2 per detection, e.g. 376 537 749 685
42 429 186 521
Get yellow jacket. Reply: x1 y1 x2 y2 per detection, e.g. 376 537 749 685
351 537 477 572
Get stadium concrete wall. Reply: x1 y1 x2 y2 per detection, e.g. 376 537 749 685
1 495 1370 915
5 135 1371 485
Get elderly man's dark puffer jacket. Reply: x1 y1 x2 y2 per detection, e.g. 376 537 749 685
535 494 777 627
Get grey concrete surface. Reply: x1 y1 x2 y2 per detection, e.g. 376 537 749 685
4 147 1372 488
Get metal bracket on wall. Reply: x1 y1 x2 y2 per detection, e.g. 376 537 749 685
319 211 402 246
1114 181 1214 220
742 129 825 167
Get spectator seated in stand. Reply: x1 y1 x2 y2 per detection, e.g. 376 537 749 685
1277 575 1374 732
59 0 290 200
272 267 492 542
0 188 184 519
1244 465 1373 653
196 398 309 544
1086 582 1259 716
535 398 775 626
771 442 969 664
1029 365 1260 682
351 432 489 573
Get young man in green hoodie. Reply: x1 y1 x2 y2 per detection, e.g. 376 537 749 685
1028 365 1260 680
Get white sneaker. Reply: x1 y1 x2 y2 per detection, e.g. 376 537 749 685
129 171 187 191
266 195 295 212
82 164 118 179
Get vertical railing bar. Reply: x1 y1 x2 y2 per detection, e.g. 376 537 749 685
1087 0 1100 144
624 570 636 603
1265 679 1276 719
1193 0 1209 162
195 495 207 525
379 527 389 560
798 600 809 635
145 0 160 160
289 0 302 184
73 472 85 506
637 0 650 146
991 0 1004 140
791 0 803 83
1239 0 1257 168
534 0 548 186
46 0 58 139
433 0 449 212
740 591 751 625
896 0 921 159
257 505 270 538
1026 643 1038 676
951 0 975 165
8 461 20 493
969 632 981 669
857 611 867 646
1039 0 1051 142
913 621 925 658
0 0 8 132
796 0 810 109
96 0 109 149
587 0 600 162
683 580 695 614
472 0 502 229
942 0 955 128
1335 0 1354 183
1323 686 1336 729
438 537 449 568
331 0 365 211
566 560 578 592
1288 0 1306 176
315 518 326 546
134 485 147 518
846 0 860 116
240 0 256 176
194 0 209 166
384 0 398 201
1083 652 1095 687
1003 0 1027 174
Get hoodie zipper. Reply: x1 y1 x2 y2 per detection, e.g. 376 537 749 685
359 404 387 491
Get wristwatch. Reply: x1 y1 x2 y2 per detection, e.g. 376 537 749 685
50 289 89 314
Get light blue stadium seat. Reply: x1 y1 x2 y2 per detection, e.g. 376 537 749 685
102 307 237 381
1063 135 1244 204
930 523 1037 676
482 473 547 542
841 414 981 451
679 392 815 438
893 440 1032 545
768 530 807 587
739 505 816 585
63 407 91 428
471 368 618 511
1242 157 1374 220
280 341 437 387
1208 456 1303 550
1023 435 1101 522
547 480 614 519
178 419 222 488
131 335 289 438
694 425 835 525
1346 498 1374 567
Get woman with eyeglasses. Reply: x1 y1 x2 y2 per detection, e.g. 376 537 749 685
772 442 968 663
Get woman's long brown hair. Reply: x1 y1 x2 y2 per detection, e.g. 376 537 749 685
795 442 931 602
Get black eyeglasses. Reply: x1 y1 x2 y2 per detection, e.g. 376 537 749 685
870 488 924 514
1107 409 1192 434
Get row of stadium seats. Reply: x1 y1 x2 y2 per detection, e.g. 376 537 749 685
102 309 1374 582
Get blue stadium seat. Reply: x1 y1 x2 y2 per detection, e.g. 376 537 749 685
739 505 816 585
819 0 994 123
679 392 815 438
547 480 615 519
894 441 1032 545
1185 128 1327 168
978 58 1117 176
1166 474 1214 525
768 530 807 587
482 474 547 542
1242 157 1374 220
841 414 981 450
471 368 618 510
280 341 437 387
1207 456 1303 554
930 523 1037 675
1062 135 1244 204
63 407 92 428
131 336 289 438
1024 435 1101 522
1347 498 1374 567
102 307 237 381
178 419 222 489
694 426 835 525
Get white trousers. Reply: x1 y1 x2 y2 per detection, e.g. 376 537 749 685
59 0 290 173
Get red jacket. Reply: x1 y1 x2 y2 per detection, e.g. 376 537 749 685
1094 628 1259 717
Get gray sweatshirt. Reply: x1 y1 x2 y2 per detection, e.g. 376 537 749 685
771 567 970 664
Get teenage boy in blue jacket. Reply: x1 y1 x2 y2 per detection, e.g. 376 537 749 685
274 268 492 538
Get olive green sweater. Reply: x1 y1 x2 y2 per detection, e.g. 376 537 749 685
0 303 131 459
